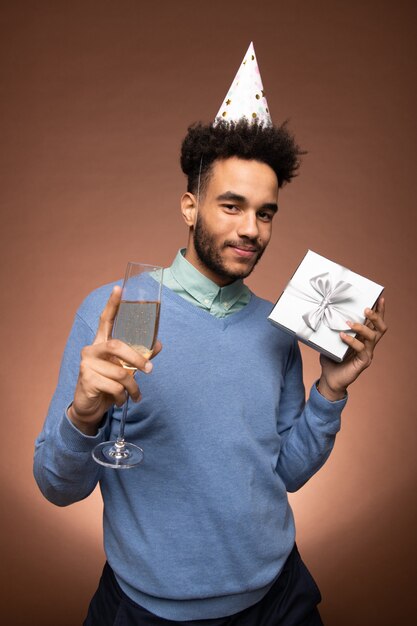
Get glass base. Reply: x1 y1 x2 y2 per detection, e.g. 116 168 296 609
92 440 144 469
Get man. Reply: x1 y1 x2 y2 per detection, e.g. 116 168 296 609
34 45 387 625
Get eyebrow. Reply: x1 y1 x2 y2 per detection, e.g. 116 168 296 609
216 191 279 213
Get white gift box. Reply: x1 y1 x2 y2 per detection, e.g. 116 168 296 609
268 250 384 362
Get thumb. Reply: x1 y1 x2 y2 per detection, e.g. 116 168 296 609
94 286 122 344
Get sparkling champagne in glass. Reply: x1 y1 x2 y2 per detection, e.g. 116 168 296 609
92 262 163 469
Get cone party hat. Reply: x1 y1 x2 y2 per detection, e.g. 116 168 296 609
214 42 271 125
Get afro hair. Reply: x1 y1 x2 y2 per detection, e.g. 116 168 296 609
180 119 304 195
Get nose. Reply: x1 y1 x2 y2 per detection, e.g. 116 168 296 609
237 211 259 240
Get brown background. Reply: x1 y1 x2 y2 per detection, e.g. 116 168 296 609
1 1 416 624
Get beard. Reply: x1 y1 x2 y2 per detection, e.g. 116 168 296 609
193 213 266 283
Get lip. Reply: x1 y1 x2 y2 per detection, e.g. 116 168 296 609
229 246 257 258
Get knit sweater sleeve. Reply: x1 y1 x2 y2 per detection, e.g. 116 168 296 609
33 312 109 506
276 339 347 492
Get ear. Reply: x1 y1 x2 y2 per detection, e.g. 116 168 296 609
181 192 198 227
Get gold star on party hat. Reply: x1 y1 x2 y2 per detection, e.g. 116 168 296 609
214 42 272 125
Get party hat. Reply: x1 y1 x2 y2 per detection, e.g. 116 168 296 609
214 42 271 125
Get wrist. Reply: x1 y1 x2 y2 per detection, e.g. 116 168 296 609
317 376 347 402
67 403 101 436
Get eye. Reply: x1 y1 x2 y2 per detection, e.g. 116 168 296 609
221 204 240 213
257 210 274 222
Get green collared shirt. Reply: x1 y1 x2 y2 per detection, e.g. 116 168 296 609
162 249 251 318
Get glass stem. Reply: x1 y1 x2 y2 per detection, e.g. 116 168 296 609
116 391 129 445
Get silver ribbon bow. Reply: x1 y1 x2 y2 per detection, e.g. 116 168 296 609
287 272 360 334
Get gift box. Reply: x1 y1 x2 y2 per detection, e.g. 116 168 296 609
268 250 384 362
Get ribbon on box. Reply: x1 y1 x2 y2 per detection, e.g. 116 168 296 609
286 272 362 340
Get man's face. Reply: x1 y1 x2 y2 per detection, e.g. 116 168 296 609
186 157 279 285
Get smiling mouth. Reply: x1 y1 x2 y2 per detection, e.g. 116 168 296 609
228 245 258 258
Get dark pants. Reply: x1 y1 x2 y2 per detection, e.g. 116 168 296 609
83 545 323 626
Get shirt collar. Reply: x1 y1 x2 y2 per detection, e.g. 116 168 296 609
170 249 247 311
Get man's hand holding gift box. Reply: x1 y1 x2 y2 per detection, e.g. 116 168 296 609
268 250 387 401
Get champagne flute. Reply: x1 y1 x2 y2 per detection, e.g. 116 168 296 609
92 262 163 469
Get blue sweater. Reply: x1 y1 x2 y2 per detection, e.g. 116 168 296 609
34 282 346 620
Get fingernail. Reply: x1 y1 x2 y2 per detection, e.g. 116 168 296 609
365 308 372 315
340 332 347 338
346 320 353 327
144 362 153 373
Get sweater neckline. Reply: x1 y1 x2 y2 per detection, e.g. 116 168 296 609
160 283 262 329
